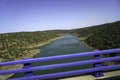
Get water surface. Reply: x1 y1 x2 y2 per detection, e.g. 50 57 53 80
10 35 92 78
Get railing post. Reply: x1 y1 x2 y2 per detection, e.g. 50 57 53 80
23 58 33 77
93 49 104 77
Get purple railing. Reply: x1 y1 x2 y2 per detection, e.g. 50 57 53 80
0 48 120 80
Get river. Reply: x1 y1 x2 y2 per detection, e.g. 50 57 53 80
10 35 92 79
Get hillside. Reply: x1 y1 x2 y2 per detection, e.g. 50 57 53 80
71 21 120 65
0 21 120 63
71 21 120 50
0 30 68 62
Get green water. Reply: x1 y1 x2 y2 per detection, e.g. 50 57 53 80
10 35 93 78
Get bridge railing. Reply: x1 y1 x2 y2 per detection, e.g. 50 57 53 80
0 48 120 80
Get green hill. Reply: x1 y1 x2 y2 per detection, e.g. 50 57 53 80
0 30 68 61
71 21 120 65
0 21 120 64
71 21 120 50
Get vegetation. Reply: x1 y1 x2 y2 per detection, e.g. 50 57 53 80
1 21 119 79
0 30 68 62
71 21 120 50
0 30 69 79
0 21 120 64
71 21 120 65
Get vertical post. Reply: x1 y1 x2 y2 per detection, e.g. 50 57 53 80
93 49 104 77
23 58 33 77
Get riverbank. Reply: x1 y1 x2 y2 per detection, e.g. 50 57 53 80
77 37 94 51
0 64 23 79
0 36 62 80
26 36 62 58
76 37 120 79
27 36 62 49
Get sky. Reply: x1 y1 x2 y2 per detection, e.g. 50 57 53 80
0 0 120 33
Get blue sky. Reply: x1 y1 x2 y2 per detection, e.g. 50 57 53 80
0 0 120 33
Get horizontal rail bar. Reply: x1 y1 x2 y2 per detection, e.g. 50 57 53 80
1 56 120 75
0 48 120 66
8 64 120 80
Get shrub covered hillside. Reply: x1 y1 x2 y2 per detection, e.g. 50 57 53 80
86 21 120 65
71 21 120 50
85 21 120 50
71 21 120 65
0 30 67 61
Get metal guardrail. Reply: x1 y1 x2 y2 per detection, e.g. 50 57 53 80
0 48 120 80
